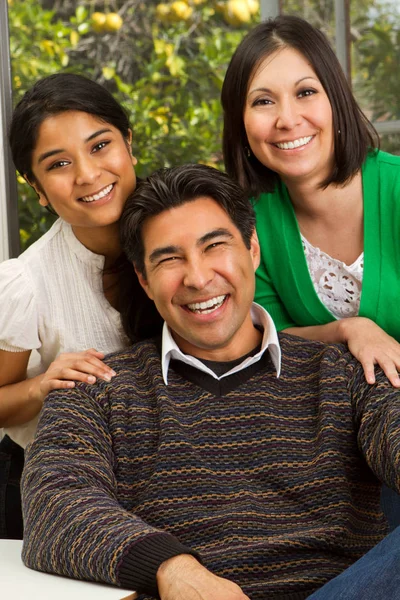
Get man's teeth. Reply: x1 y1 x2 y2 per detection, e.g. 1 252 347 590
80 183 114 202
187 295 226 314
275 136 313 150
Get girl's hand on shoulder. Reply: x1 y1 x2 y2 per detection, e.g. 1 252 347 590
340 317 400 387
35 348 117 402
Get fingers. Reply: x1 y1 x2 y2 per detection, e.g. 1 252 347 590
376 358 400 388
345 320 400 388
65 356 116 382
84 348 106 358
41 379 76 396
361 353 400 388
40 349 117 397
362 360 376 385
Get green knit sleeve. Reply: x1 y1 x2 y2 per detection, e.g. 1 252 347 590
255 253 297 331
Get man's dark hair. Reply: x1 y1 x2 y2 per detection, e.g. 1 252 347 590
120 163 256 277
221 14 379 197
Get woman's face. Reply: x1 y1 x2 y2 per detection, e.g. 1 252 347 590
30 110 137 231
243 47 334 188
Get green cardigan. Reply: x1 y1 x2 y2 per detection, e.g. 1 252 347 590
254 150 400 339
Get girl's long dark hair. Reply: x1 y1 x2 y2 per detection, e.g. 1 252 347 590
109 254 163 344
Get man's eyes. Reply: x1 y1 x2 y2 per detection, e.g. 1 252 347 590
158 256 180 265
206 241 225 250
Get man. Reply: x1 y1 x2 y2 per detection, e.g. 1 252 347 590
22 164 400 600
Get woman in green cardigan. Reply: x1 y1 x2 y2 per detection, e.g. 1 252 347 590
221 14 400 389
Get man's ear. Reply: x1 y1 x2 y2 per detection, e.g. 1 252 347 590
134 266 154 301
250 230 260 272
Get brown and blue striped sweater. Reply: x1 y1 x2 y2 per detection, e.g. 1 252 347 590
21 333 400 600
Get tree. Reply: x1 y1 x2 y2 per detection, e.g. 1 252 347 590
8 0 260 250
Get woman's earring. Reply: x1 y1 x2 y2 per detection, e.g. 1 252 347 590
245 146 251 158
338 129 341 135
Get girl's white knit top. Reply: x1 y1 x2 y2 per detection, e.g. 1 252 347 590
0 218 129 447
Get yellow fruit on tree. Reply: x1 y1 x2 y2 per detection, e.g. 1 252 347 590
214 1 226 14
156 3 172 22
246 0 259 15
170 1 193 21
91 12 107 33
223 0 251 26
104 13 123 32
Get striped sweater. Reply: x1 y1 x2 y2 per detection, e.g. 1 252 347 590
21 334 400 600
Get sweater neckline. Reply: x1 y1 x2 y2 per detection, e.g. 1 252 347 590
169 350 273 396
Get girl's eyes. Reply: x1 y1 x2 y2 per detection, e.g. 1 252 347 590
48 160 69 171
46 140 111 170
92 140 110 153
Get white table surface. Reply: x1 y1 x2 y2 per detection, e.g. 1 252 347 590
0 539 136 599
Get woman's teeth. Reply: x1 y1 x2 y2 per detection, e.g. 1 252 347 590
187 295 226 314
275 136 313 150
80 183 114 202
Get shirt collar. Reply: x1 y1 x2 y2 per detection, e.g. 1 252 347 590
161 302 281 385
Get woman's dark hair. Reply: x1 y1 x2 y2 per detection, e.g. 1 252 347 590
221 14 379 197
120 163 256 277
9 72 131 183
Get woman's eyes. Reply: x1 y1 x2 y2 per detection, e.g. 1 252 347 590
298 88 316 98
252 98 273 107
251 89 317 106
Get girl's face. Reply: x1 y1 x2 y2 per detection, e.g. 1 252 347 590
243 47 334 188
30 110 137 233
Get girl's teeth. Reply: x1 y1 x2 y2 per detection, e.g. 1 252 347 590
187 295 226 314
81 183 113 202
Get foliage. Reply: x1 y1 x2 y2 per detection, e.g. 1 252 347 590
8 0 260 250
8 0 78 247
353 13 400 122
8 0 400 250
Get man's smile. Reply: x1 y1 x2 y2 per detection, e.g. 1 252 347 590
185 294 228 315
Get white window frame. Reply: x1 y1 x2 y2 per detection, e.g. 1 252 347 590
0 0 19 262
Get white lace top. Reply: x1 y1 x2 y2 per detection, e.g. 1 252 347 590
301 234 364 319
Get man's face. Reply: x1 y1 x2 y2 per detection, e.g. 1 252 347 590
136 197 261 361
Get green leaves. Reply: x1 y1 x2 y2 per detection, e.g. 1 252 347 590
11 0 398 250
9 0 260 250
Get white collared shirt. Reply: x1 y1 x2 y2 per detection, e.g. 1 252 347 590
161 302 281 385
